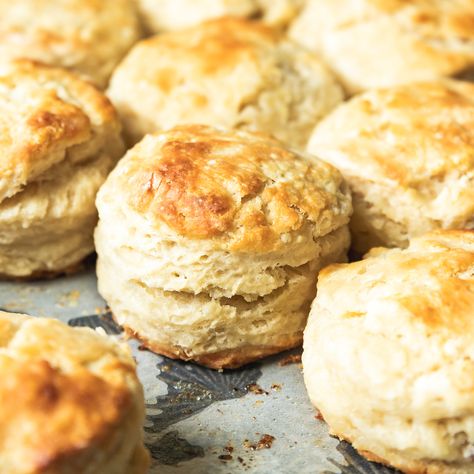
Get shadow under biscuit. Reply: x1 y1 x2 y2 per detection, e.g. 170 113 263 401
325 441 399 474
68 311 122 335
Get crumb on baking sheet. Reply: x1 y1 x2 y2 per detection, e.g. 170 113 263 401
243 434 276 451
217 443 235 462
218 454 233 461
247 383 269 395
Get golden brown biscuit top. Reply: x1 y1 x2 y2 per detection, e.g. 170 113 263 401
117 18 279 86
105 125 351 253
108 15 341 149
291 0 474 92
328 0 474 39
0 0 141 86
308 81 474 187
0 60 121 204
318 230 474 336
0 311 140 472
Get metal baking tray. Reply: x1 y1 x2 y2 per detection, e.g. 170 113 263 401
0 263 396 473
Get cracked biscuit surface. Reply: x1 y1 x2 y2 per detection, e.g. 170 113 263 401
307 80 474 253
304 230 474 474
0 60 124 278
290 0 474 94
108 18 343 149
0 311 149 474
95 125 352 368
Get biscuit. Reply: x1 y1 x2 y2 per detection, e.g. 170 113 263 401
0 311 149 473
95 125 352 369
107 18 343 149
304 230 474 473
0 60 124 278
307 80 474 253
289 0 474 94
135 0 303 33
0 0 142 88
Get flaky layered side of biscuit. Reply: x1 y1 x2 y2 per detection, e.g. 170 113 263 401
0 0 142 88
0 60 124 278
95 125 352 368
0 311 149 474
304 230 474 474
289 0 474 94
108 18 343 149
308 80 474 253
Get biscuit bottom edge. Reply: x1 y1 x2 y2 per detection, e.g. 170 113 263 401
122 324 302 370
329 430 474 474
0 253 92 282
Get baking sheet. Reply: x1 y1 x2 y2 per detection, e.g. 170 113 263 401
0 263 397 473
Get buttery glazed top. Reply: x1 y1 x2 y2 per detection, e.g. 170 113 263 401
317 230 474 336
103 125 351 253
0 0 141 87
0 312 144 473
0 60 122 205
308 81 474 187
290 0 474 92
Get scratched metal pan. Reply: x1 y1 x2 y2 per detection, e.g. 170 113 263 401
0 263 396 474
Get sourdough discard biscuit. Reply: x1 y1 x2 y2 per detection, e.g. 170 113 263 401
304 230 474 474
289 0 474 94
0 311 149 474
135 0 303 33
307 80 474 253
0 60 124 278
0 0 142 88
108 18 343 149
95 125 352 369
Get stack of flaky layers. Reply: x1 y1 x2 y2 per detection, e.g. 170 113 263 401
95 125 352 369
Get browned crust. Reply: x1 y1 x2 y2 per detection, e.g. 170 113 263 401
0 358 132 472
4 58 118 134
330 431 470 474
122 125 349 253
0 59 120 202
122 325 302 369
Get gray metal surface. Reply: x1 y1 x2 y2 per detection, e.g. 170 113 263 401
0 264 395 473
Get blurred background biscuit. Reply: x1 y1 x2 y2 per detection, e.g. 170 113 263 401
289 0 474 94
304 230 474 473
307 80 474 253
0 0 142 88
95 125 352 369
135 0 303 33
0 60 124 278
0 310 149 473
108 18 343 149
